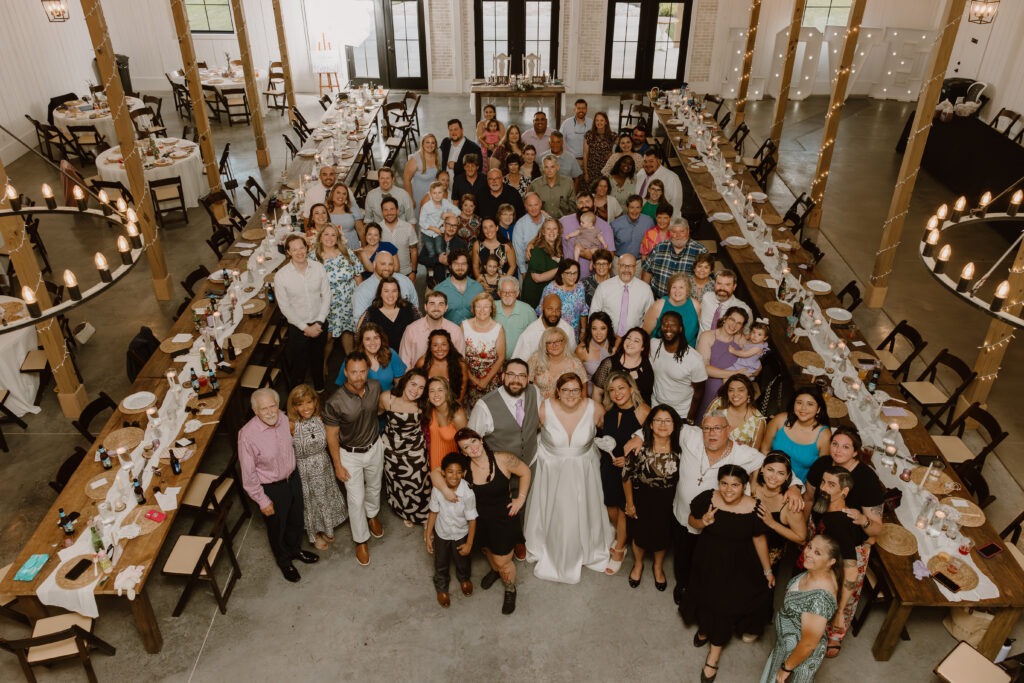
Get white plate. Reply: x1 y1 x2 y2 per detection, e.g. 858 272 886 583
749 192 768 202
297 149 316 158
711 212 735 222
775 242 794 252
122 391 156 411
722 236 748 247
207 271 225 282
238 249 253 256
825 307 853 323
667 118 684 125
806 279 831 294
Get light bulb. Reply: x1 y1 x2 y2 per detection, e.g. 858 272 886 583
97 190 109 204
961 263 975 279
63 269 77 287
980 191 992 206
21 285 36 304
938 245 952 261
936 203 948 220
72 185 85 200
95 252 109 269
41 183 53 198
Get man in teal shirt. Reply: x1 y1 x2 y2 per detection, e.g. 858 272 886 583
433 250 484 325
494 276 537 356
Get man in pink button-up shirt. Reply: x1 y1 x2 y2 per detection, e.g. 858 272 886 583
238 388 320 582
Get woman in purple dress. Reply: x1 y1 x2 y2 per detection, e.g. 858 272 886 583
695 306 750 419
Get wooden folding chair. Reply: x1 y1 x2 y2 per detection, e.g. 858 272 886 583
70 391 116 442
219 88 251 126
161 516 242 617
932 402 1008 473
900 348 975 430
0 613 116 682
934 641 1010 682
149 176 189 228
876 319 927 381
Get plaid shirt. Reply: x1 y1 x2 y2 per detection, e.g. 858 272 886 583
642 239 709 298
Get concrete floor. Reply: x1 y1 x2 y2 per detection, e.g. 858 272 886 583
1 91 1022 681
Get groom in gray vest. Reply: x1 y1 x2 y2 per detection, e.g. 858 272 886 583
468 358 540 562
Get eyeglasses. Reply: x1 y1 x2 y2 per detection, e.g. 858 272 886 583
499 289 518 296
560 388 582 395
545 339 566 346
505 372 528 379
702 425 727 433
651 417 674 424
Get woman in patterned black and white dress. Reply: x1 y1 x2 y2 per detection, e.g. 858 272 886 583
379 368 430 526
287 385 348 550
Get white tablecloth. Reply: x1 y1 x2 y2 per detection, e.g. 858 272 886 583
52 97 144 145
0 296 41 417
95 139 204 208
170 68 268 109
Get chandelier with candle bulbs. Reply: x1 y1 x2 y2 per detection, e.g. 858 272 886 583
919 185 1024 327
0 180 145 334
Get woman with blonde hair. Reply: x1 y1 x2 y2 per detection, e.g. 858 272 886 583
462 292 506 408
312 223 362 363
528 326 587 400
643 271 700 347
521 217 563 308
287 384 348 550
325 183 365 249
403 132 441 207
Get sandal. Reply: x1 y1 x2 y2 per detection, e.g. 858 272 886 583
314 534 329 551
605 546 626 575
825 644 842 658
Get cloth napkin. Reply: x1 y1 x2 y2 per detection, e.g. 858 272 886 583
155 487 181 512
115 565 145 600
13 554 49 581
36 532 102 618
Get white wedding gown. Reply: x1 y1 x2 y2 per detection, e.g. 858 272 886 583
524 399 613 584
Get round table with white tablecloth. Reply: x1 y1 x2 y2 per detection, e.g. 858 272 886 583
170 67 267 107
52 97 144 146
0 297 41 417
95 138 205 208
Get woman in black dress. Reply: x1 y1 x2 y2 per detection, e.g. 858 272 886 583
356 276 419 349
685 465 774 683
597 371 650 575
431 428 532 615
591 327 655 405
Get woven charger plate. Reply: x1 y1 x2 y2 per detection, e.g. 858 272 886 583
160 335 193 354
793 350 824 368
884 409 919 430
103 427 145 454
698 189 723 201
681 148 700 157
752 273 776 288
230 332 254 352
850 350 876 364
910 466 959 495
928 552 980 592
826 395 849 419
56 555 100 590
242 298 267 315
0 301 28 322
118 392 156 415
241 228 266 241
878 523 918 556
764 301 793 317
763 214 784 226
688 164 709 174
942 496 986 527
188 393 224 412
123 505 164 536
85 471 116 500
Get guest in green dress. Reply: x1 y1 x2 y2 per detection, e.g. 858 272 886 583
759 535 841 683
521 218 563 308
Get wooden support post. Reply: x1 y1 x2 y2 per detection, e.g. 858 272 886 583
769 0 806 154
169 0 224 209
866 0 967 308
733 0 762 127
271 0 298 122
80 0 172 301
804 0 866 240
0 158 87 418
230 0 270 168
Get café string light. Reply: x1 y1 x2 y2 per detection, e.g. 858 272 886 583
0 179 145 334
919 187 1024 327
968 0 999 24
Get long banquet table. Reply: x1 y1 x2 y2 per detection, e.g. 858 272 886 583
0 91 387 653
655 105 1024 661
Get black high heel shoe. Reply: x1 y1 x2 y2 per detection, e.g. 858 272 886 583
628 564 642 588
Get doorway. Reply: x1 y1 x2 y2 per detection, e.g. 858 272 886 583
475 0 560 78
345 0 429 90
602 1 692 91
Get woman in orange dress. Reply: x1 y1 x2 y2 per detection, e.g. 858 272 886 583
423 376 468 470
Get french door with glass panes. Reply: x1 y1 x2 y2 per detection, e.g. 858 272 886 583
603 1 692 90
475 0 560 78
346 0 428 89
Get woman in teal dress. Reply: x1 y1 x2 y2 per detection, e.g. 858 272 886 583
760 535 841 683
761 386 832 482
521 218 563 308
642 272 700 347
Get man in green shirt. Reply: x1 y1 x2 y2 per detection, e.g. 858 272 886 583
528 155 576 219
494 276 537 356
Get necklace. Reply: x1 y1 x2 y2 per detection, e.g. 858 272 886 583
697 441 733 486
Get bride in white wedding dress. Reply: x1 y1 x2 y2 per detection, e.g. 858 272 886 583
524 372 614 584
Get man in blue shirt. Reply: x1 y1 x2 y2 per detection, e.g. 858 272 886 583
559 99 591 161
353 251 419 322
512 192 548 272
433 250 484 324
610 194 653 257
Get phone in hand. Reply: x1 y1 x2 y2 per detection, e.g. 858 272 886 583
64 558 92 581
978 542 1004 559
933 572 961 593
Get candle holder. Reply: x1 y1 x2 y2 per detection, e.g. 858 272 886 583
117 236 132 266
22 285 42 318
95 252 112 283
63 269 82 301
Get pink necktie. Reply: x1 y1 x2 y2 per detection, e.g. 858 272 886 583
618 284 630 336
639 175 649 197
711 303 723 330
515 398 524 427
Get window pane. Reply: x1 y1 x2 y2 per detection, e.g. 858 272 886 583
187 0 232 32
351 0 380 79
391 0 421 79
611 2 640 79
205 5 232 31
652 3 683 80
186 5 209 31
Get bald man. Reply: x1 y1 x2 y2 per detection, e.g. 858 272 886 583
477 167 525 222
589 254 654 336
512 293 577 360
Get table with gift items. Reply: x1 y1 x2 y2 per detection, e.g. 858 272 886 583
654 99 1024 660
0 167 319 652
95 137 204 207
52 96 145 148
0 295 42 417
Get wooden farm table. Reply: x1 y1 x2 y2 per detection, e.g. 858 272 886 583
655 107 1024 660
472 83 566 125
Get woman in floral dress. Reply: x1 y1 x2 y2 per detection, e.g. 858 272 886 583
538 259 589 339
313 223 361 361
379 369 430 526
287 385 348 550
462 292 506 408
583 112 616 187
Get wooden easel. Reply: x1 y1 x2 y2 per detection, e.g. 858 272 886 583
316 33 339 95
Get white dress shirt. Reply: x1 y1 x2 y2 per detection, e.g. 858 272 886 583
589 276 654 334
511 318 577 361
698 291 753 332
302 182 332 213
429 480 478 540
649 341 708 415
635 165 683 218
274 260 331 330
672 425 801 532
468 385 542 437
